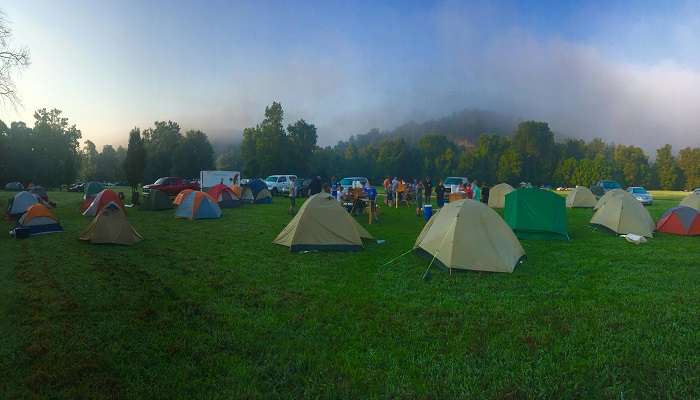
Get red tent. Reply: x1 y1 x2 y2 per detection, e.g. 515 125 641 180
206 184 241 208
656 206 700 236
82 189 125 217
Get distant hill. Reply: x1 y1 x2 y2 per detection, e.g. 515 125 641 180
342 109 521 148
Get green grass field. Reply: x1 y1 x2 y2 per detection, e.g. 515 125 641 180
1 189 699 399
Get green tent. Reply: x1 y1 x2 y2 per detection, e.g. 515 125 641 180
140 189 172 211
504 188 569 240
84 181 105 198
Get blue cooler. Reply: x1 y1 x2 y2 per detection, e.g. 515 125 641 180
423 204 433 221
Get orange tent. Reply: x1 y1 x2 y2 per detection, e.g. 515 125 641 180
173 189 195 205
82 189 124 217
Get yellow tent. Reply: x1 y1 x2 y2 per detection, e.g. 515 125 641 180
80 203 142 245
488 183 515 208
414 199 525 273
273 193 373 251
566 186 597 208
590 192 655 237
679 193 700 211
594 189 626 210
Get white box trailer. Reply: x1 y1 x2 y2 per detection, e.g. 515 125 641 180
199 170 241 190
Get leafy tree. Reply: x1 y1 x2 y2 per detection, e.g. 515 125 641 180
95 145 119 181
31 108 82 186
496 148 522 184
172 130 214 178
124 128 146 191
512 121 556 184
216 144 241 170
612 144 650 186
678 147 700 190
0 12 30 105
287 119 317 176
143 121 182 182
655 144 680 190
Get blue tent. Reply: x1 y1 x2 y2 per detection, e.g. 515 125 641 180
247 179 272 204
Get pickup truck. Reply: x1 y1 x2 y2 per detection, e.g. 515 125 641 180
143 177 200 196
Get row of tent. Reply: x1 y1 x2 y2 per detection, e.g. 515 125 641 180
272 188 700 274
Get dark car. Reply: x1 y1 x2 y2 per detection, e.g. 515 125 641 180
143 177 200 196
68 182 85 192
295 178 313 197
591 180 621 197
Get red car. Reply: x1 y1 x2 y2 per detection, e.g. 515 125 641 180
143 177 200 196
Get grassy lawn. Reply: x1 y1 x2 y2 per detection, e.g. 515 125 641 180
1 188 699 399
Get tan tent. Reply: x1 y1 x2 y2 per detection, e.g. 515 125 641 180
488 183 515 208
590 192 655 237
566 186 597 208
80 203 142 245
594 188 626 210
273 193 373 251
414 199 525 273
679 193 700 211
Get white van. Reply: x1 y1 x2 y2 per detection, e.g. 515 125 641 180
265 175 297 195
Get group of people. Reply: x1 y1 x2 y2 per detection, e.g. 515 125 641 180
383 176 483 216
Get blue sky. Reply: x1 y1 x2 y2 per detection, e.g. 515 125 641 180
2 0 700 151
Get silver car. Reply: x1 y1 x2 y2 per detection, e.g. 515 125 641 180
627 186 653 205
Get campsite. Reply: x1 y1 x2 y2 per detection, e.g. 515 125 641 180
1 187 699 398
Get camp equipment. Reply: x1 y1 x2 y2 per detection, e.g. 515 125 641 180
414 199 525 273
590 191 654 237
246 179 272 204
594 188 626 210
566 186 597 208
423 204 433 221
80 203 142 245
175 191 222 219
83 189 124 217
488 183 515 208
679 193 700 211
4 181 24 191
656 206 700 236
504 188 569 240
6 191 39 217
273 193 373 251
207 183 241 208
10 204 63 237
140 189 172 211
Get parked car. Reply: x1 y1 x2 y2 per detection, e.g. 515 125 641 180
591 180 622 197
265 175 297 195
339 177 369 192
143 177 200 196
627 186 653 205
68 182 85 192
443 176 469 195
295 178 313 197
693 188 700 195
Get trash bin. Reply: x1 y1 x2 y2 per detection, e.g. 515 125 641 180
423 204 433 221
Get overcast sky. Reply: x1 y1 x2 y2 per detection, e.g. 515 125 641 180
2 0 700 152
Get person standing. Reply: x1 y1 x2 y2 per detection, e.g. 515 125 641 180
436 180 445 208
390 177 399 207
424 177 432 204
288 176 297 214
415 180 425 217
472 179 482 202
383 176 391 205
309 176 322 195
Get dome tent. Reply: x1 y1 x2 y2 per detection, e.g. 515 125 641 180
590 191 655 237
679 193 700 211
594 189 626 210
175 191 222 220
566 186 597 208
246 179 272 204
10 204 63 238
207 184 241 208
415 199 525 273
504 188 569 240
81 202 142 245
83 189 124 217
487 183 514 208
274 193 373 251
5 181 24 191
6 191 39 217
140 189 172 211
656 206 700 236
173 189 195 206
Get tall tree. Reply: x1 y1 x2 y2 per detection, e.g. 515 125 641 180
32 108 82 185
678 147 700 190
655 144 680 190
80 140 98 180
512 121 556 184
172 130 214 178
124 128 146 191
143 121 182 182
95 144 118 181
287 119 317 176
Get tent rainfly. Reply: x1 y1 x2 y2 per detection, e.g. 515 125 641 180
679 193 700 212
566 186 597 208
504 188 570 240
488 183 514 208
590 191 655 237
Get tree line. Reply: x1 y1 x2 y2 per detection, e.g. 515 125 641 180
2 103 700 191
